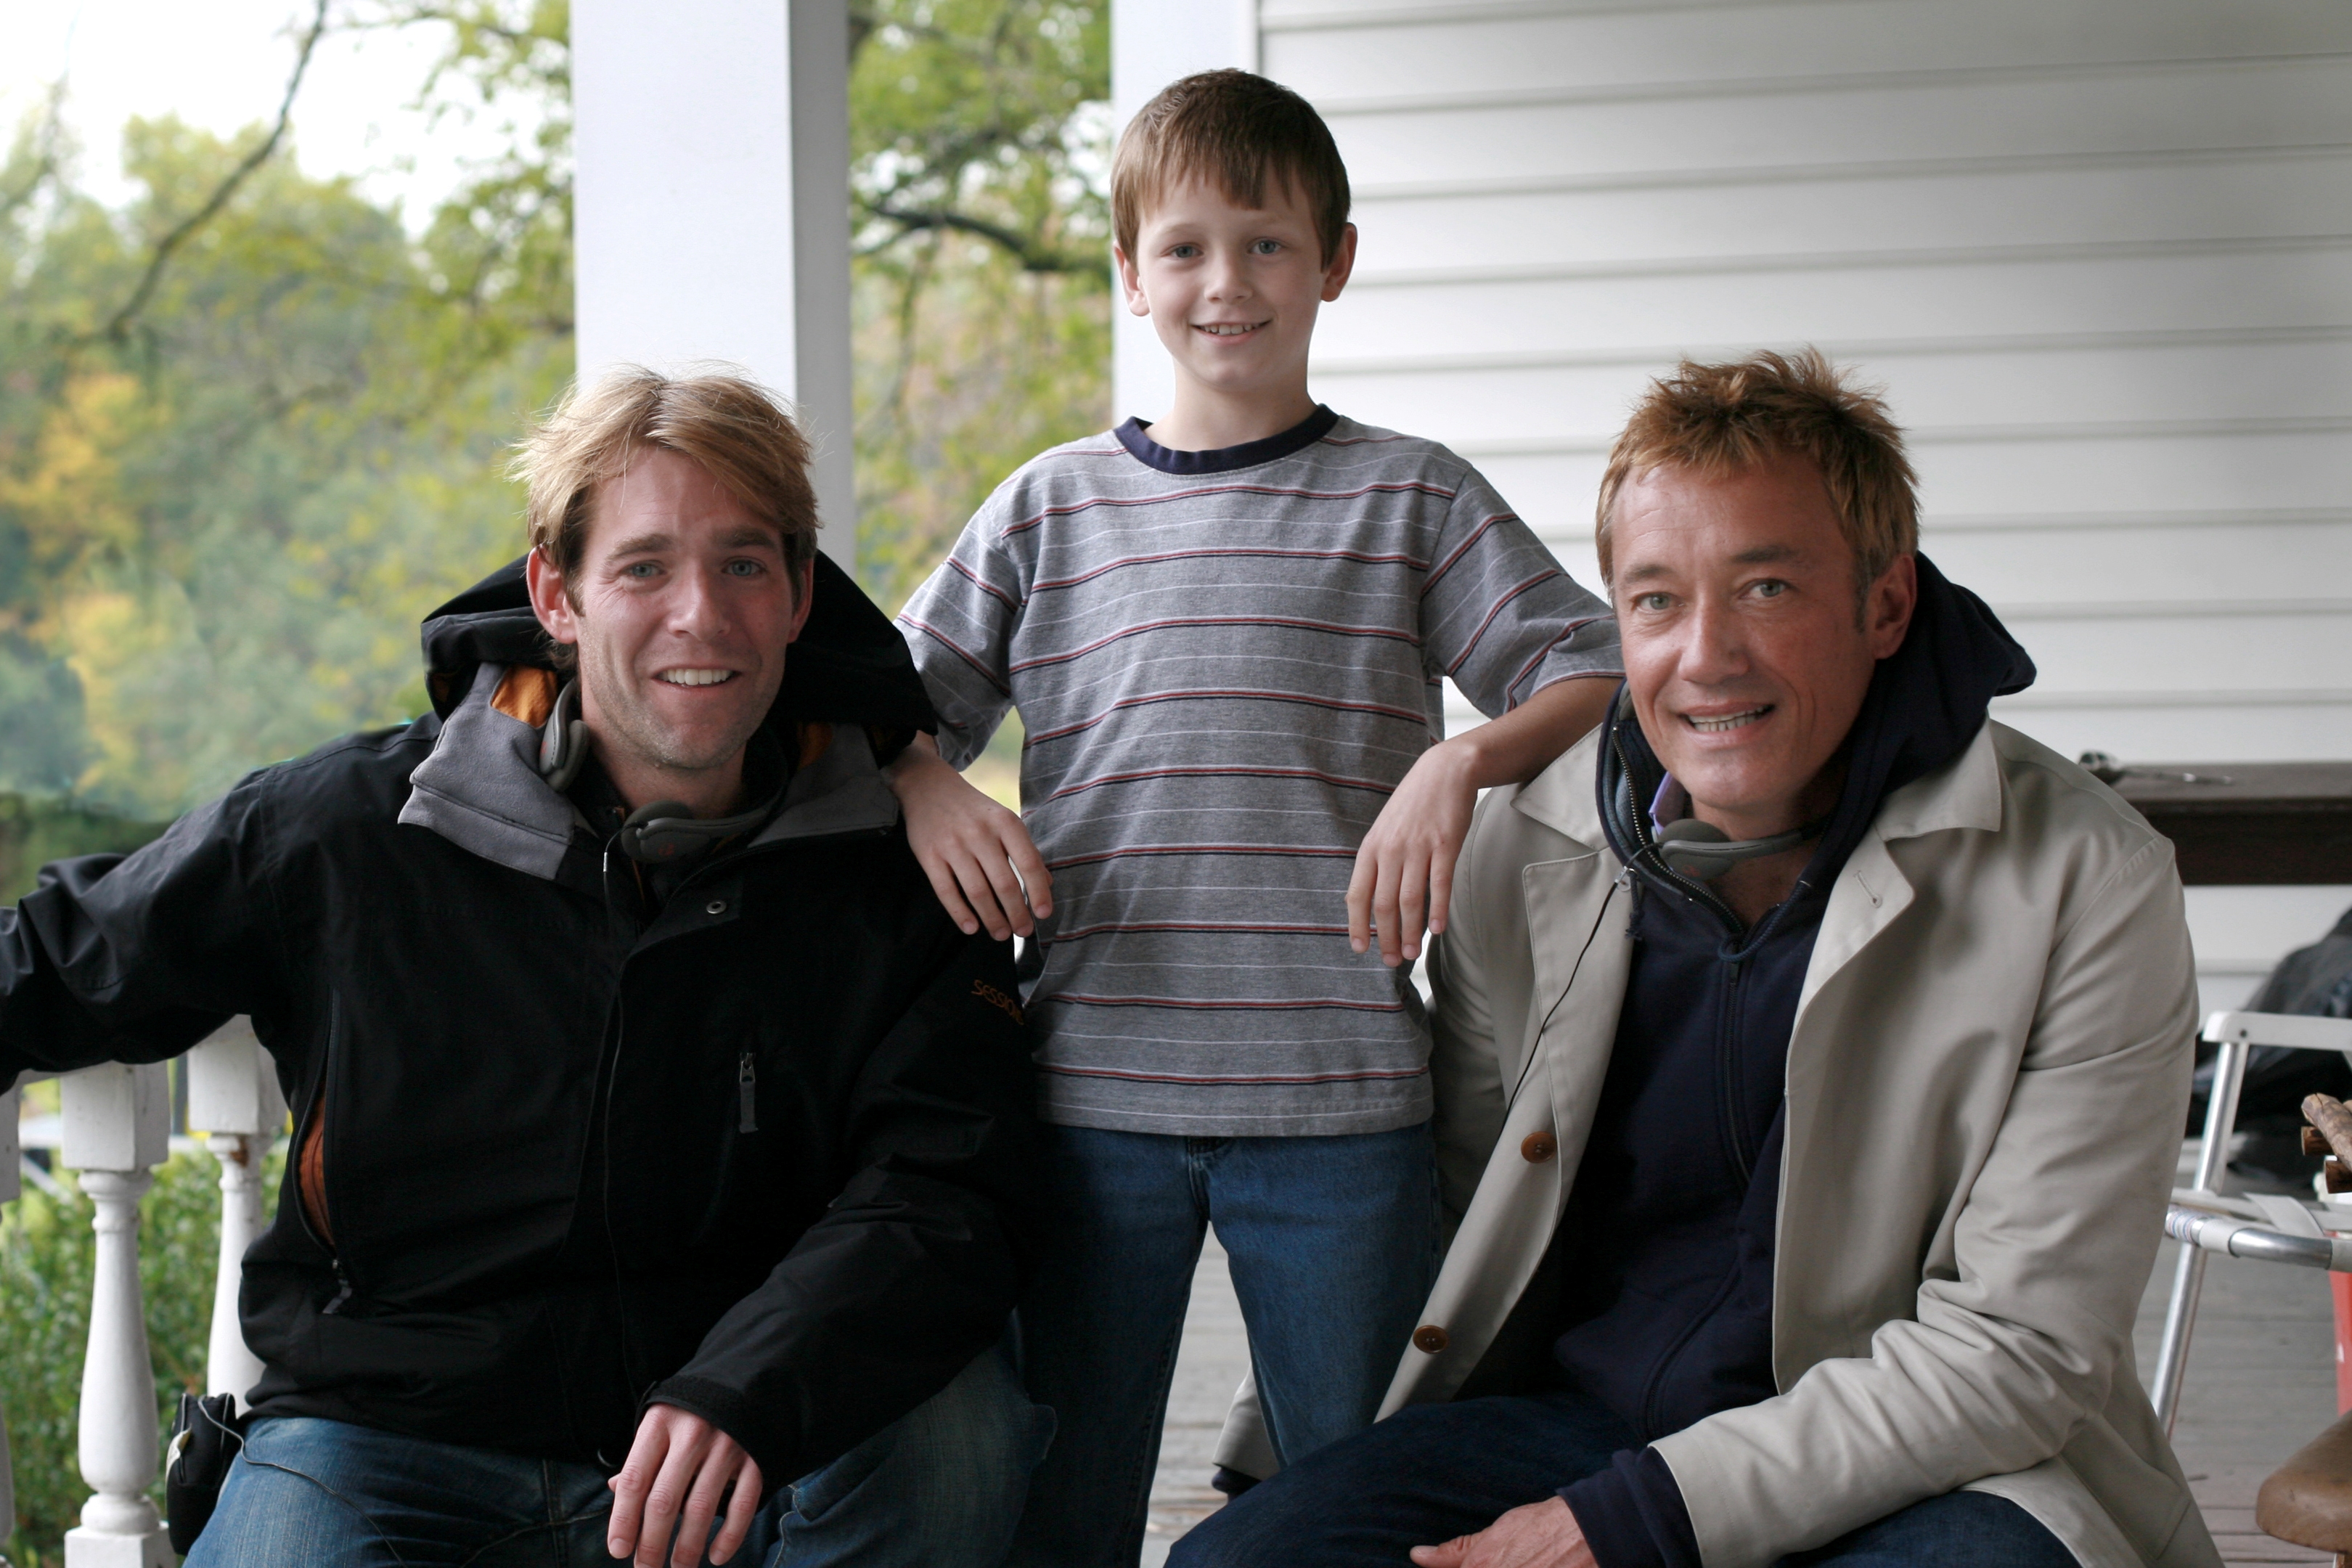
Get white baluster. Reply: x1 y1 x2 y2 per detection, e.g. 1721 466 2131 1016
59 1063 173 1568
3 1077 18 1561
187 1021 284 1409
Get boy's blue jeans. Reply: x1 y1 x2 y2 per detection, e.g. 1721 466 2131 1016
1008 1122 1440 1568
184 1340 1050 1567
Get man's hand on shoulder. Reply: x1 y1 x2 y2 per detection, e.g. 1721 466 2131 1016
1411 1497 1598 1568
607 1403 765 1567
885 732 1053 941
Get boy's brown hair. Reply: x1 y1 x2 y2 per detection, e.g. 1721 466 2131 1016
1112 70 1352 266
1596 348 1919 603
514 365 820 607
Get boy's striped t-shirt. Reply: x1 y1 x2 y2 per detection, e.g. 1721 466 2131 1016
895 407 1620 1136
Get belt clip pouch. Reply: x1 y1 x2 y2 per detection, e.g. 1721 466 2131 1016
166 1390 245 1556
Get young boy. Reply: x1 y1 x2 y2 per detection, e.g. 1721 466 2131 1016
886 70 1622 1567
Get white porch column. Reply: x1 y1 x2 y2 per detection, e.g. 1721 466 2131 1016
187 1021 285 1410
59 1062 173 1568
571 0 856 568
2 1077 17 1550
1108 0 1258 425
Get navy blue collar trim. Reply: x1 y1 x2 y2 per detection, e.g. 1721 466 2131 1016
1114 405 1340 475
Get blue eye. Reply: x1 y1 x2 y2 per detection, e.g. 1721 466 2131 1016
1251 239 1281 255
1752 579 1787 599
623 560 660 579
722 558 763 578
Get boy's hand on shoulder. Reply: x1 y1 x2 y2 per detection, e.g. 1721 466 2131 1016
1349 677 1617 968
1350 739 1479 968
885 734 1053 941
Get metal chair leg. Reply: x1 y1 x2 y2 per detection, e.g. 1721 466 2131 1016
2153 1034 2248 1432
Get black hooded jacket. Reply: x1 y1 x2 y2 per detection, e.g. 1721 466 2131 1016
0 556 1042 1490
1552 557 2036 1568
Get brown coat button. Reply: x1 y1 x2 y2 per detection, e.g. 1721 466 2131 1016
1413 1324 1450 1355
1522 1131 1559 1163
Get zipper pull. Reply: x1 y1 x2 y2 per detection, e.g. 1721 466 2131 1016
738 1052 758 1134
322 1258 354 1316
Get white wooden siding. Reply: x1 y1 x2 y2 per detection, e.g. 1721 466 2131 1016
1111 0 2352 1002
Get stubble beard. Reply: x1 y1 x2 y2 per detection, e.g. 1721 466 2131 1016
577 636 773 781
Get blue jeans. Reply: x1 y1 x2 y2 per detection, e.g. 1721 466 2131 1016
1008 1122 1440 1568
1167 1389 2075 1567
185 1342 1052 1567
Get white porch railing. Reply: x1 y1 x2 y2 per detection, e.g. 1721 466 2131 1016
2 1020 284 1567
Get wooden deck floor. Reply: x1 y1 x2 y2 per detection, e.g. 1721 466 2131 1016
1144 1198 2344 1564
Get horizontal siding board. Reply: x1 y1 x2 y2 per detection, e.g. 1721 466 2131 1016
1315 248 2352 360
1350 155 2352 278
1925 520 2352 607
1316 338 2352 447
1262 0 2352 104
1464 429 2351 543
1323 58 2352 189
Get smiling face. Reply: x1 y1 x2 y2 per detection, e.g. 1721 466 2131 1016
527 446 812 813
1612 452 1916 841
1114 174 1356 441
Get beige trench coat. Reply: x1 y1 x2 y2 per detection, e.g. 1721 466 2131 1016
1217 720 2218 1568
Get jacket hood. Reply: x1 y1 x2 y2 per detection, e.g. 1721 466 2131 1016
1598 552 2036 924
403 553 926 881
418 552 937 748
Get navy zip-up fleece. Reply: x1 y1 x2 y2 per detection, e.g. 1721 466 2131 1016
1551 556 2036 1568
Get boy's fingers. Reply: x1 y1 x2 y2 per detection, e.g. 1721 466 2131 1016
918 853 984 936
1397 858 1429 963
1426 852 1455 939
1003 825 1055 918
976 849 1035 939
949 853 1016 941
710 1458 765 1565
1344 850 1377 953
1373 857 1405 968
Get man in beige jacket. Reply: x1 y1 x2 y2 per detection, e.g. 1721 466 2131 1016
1174 351 2216 1568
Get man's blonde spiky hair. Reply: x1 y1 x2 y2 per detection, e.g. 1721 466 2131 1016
514 365 820 605
1596 348 1919 598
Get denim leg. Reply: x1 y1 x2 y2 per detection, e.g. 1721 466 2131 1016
771 1335 1051 1568
1779 1490 2076 1567
184 1415 613 1568
1206 1122 1439 1468
1008 1126 1212 1568
1171 1389 1638 1568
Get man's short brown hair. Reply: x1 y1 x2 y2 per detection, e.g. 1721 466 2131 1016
1596 348 1919 597
1112 70 1352 266
514 366 820 601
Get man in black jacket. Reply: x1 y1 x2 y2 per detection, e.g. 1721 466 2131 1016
0 369 1050 1568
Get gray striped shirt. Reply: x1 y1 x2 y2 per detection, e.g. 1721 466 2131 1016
897 409 1620 1135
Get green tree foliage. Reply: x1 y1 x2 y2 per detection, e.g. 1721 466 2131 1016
0 91 570 820
850 0 1113 611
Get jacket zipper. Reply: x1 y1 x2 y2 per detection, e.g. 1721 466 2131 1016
738 1053 759 1134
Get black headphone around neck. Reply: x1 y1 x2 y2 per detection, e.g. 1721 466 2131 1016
537 678 783 863
615 798 779 864
1651 817 1817 883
